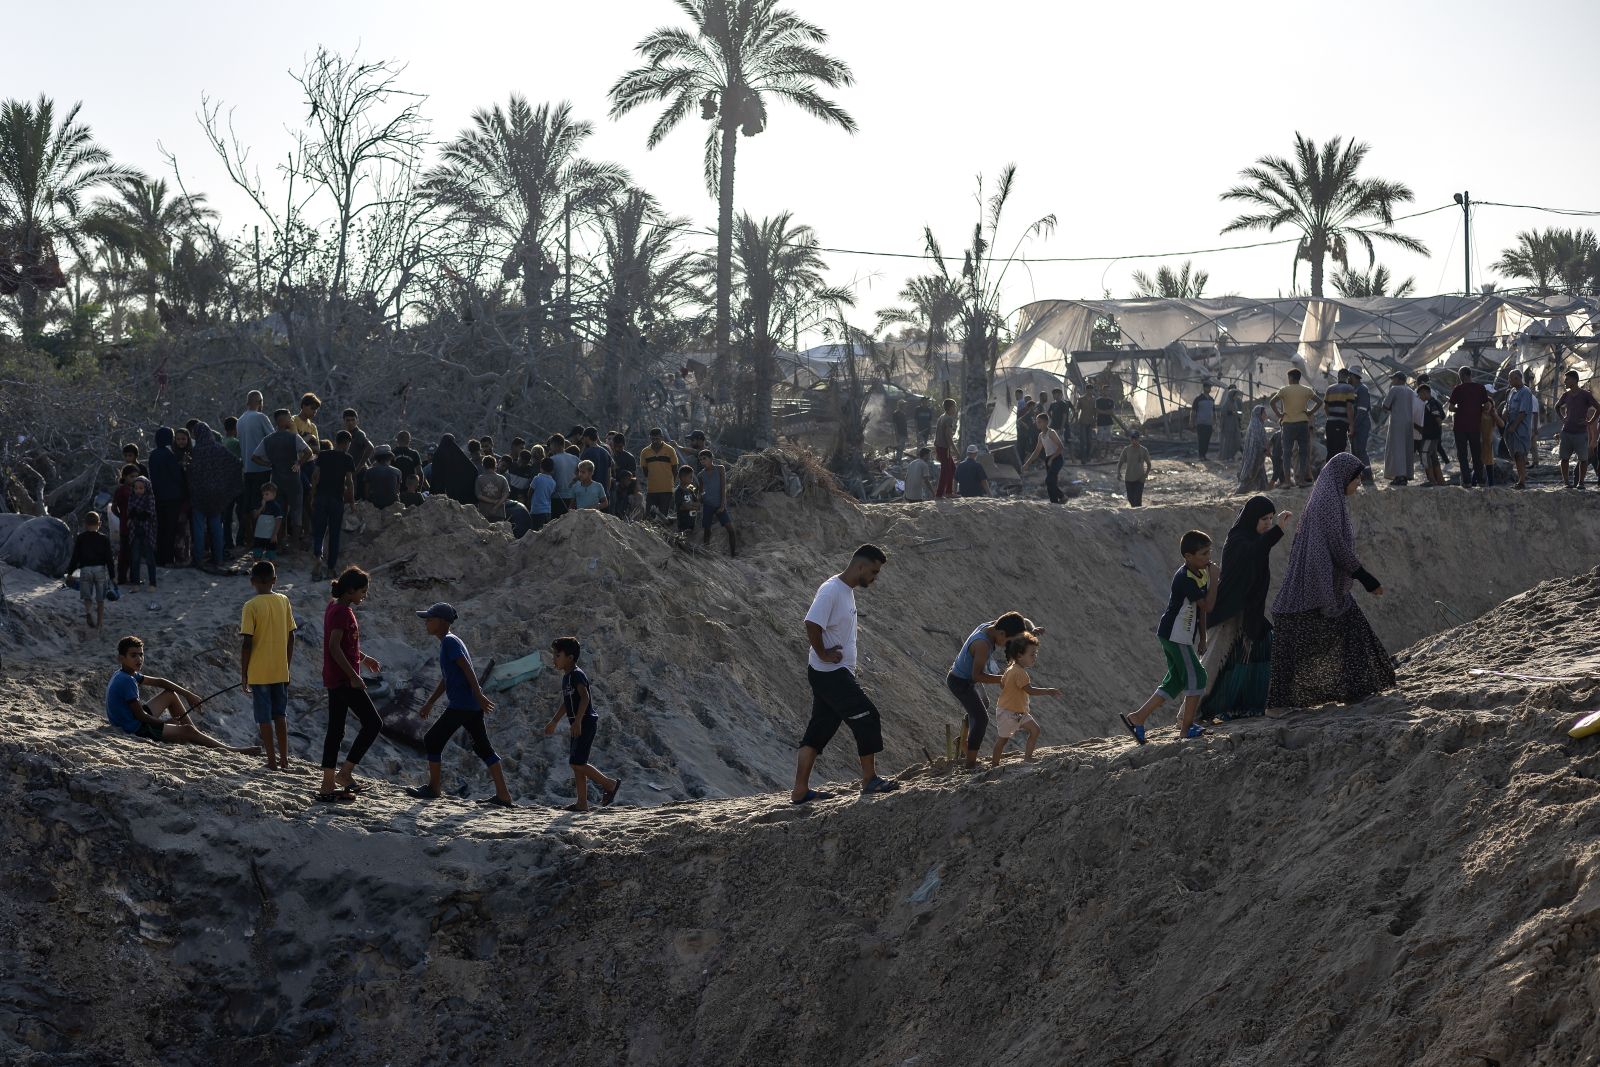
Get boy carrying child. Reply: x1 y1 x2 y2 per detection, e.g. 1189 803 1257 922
544 637 622 812
1120 530 1219 744
240 560 297 770
67 511 114 629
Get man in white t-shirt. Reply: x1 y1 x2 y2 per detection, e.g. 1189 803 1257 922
792 544 898 803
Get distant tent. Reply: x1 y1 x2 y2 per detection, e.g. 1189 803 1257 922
990 293 1599 436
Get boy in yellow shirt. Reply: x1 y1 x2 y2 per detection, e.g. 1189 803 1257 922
992 633 1059 766
240 560 297 770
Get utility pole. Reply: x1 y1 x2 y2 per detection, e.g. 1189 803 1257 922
1454 191 1472 296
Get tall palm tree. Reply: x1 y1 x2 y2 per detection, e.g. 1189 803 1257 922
593 188 702 423
424 96 627 360
610 0 856 400
1131 260 1209 299
925 165 1056 449
1220 133 1427 297
1491 228 1598 296
876 273 963 376
0 95 141 338
94 176 216 313
723 210 850 445
1330 264 1416 298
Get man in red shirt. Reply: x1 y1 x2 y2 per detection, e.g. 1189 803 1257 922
1448 367 1490 488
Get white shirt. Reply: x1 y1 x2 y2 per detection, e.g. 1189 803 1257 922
804 575 858 673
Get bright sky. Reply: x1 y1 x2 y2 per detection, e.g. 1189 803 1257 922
12 0 1600 345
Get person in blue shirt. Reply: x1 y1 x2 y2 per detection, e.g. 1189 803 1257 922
543 636 622 812
106 635 259 753
408 603 514 806
579 427 613 497
529 457 557 531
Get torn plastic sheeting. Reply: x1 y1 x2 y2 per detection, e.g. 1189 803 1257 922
484 651 547 692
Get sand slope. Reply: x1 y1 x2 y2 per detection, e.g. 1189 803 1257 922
4 572 1600 1064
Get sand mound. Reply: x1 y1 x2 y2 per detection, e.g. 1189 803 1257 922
5 569 1600 1065
3 476 1599 808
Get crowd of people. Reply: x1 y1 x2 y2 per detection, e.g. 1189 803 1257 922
71 388 742 621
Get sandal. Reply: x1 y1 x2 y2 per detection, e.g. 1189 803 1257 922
479 796 515 808
405 785 441 800
792 789 833 805
1119 713 1146 744
336 779 367 795
602 776 623 807
314 791 355 804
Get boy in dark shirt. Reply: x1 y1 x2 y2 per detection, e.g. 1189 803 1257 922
544 636 621 812
674 464 698 532
1119 530 1219 744
67 511 115 628
408 602 514 806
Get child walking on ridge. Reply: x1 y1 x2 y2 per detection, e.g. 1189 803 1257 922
1120 530 1219 744
544 637 622 812
992 632 1057 767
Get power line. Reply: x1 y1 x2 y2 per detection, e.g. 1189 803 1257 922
1476 200 1600 218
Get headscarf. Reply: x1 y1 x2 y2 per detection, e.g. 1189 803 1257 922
148 426 185 501
1236 405 1267 488
1271 452 1367 618
1210 495 1277 631
127 476 158 546
188 421 243 513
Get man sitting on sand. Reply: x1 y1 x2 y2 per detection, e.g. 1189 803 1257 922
106 635 260 753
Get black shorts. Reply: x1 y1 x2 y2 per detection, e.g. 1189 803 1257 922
568 714 598 765
646 491 674 518
134 721 168 742
800 667 883 757
676 510 695 531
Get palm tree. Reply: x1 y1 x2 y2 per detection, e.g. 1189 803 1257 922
723 211 850 445
425 96 627 360
1220 133 1427 297
610 0 856 400
876 273 963 376
1131 260 1209 299
925 165 1056 449
592 188 702 424
94 176 216 313
0 95 141 338
1330 264 1416 298
1491 228 1598 295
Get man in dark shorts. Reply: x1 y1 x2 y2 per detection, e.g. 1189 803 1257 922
792 544 898 803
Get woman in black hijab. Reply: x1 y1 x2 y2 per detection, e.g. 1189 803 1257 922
1199 495 1290 719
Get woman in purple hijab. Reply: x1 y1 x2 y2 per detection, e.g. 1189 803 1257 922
1266 451 1395 709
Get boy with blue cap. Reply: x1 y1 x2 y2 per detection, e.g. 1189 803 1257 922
407 602 514 807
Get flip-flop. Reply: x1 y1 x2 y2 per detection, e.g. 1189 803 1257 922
1119 713 1147 745
314 791 354 804
602 777 623 806
478 796 515 808
861 776 899 795
336 779 367 795
561 803 589 812
792 789 833 805
405 785 441 800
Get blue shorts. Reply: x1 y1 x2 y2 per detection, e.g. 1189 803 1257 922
251 682 288 724
701 503 731 528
